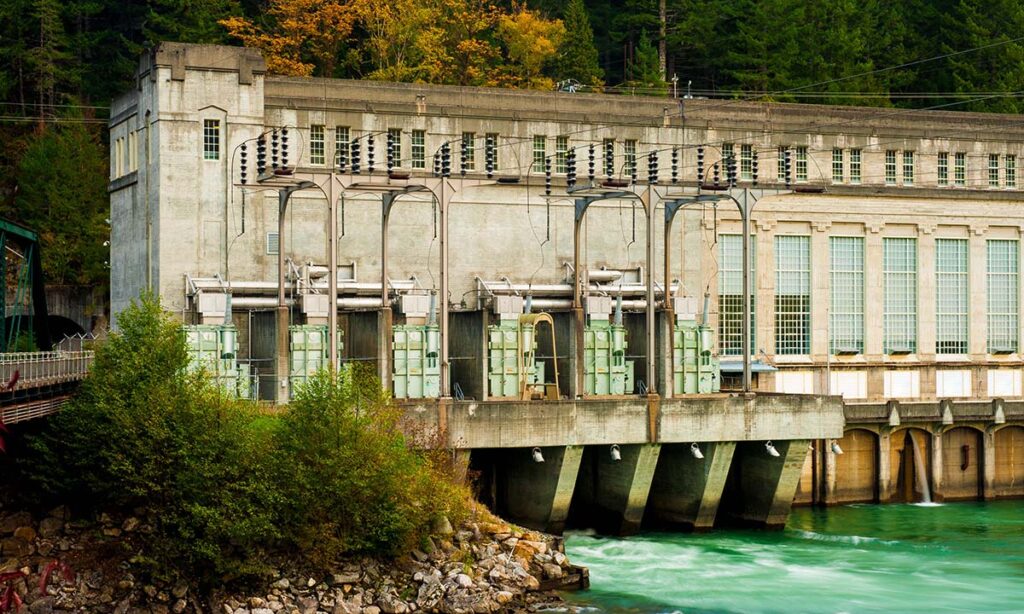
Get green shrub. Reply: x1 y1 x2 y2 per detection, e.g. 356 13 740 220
25 294 470 585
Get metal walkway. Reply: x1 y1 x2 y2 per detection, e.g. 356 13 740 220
0 351 93 424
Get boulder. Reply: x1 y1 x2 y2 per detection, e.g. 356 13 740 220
0 511 33 534
38 517 63 538
13 526 37 542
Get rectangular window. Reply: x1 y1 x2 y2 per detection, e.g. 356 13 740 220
309 125 325 165
722 143 734 172
936 238 969 354
486 133 500 171
555 136 568 174
938 152 949 186
830 236 864 353
532 135 546 173
740 144 753 181
883 237 918 353
203 119 220 161
624 139 637 177
903 150 915 185
461 131 475 171
1006 155 1017 188
987 239 1019 353
850 149 861 184
335 126 350 168
989 153 1000 187
603 139 615 178
127 132 137 173
411 130 425 169
954 152 966 186
777 146 787 181
795 146 808 182
718 234 755 356
832 148 844 183
387 128 403 168
775 235 811 355
885 150 897 185
266 232 279 255
113 138 123 177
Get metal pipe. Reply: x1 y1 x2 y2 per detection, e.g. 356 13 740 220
189 279 415 295
231 296 385 309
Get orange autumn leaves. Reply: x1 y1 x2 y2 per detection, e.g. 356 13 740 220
219 0 565 89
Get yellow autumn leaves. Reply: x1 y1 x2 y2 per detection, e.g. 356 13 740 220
220 0 566 90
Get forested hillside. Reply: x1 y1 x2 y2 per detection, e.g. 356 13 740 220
1 0 1021 289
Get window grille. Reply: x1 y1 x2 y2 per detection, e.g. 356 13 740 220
938 152 949 186
850 149 861 184
795 146 808 181
624 140 637 176
486 133 500 170
266 232 279 255
411 130 425 169
388 128 403 168
335 126 350 167
954 152 966 186
989 154 1000 187
830 236 864 353
883 237 917 353
885 150 897 185
987 239 1019 353
740 144 753 180
1006 155 1017 188
459 132 474 170
203 119 220 160
777 146 786 180
532 135 546 173
832 148 844 183
718 234 755 356
903 150 914 185
722 143 734 171
555 136 568 174
775 235 811 355
936 238 968 354
310 125 325 165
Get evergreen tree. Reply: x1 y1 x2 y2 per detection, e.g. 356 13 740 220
627 30 664 88
555 0 603 85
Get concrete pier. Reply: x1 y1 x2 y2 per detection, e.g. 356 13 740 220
646 441 736 530
721 439 811 528
571 444 662 535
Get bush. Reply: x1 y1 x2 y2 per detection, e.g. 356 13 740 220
24 294 469 585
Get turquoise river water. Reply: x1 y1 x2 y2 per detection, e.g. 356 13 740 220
560 501 1024 613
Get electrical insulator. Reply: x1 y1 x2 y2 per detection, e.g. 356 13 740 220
433 153 440 177
697 146 705 185
727 154 737 187
588 144 596 181
460 138 468 176
604 142 614 179
784 148 792 188
567 149 577 188
271 130 279 170
280 128 289 169
441 143 451 177
351 138 361 175
713 162 720 188
256 136 267 175
485 136 495 178
648 152 658 185
239 143 248 185
367 134 375 173
387 132 395 172
545 157 552 196
671 148 678 184
337 140 348 173
630 159 637 184
752 150 759 186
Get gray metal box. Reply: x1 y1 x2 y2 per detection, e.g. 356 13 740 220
492 295 524 317
197 293 228 318
585 295 613 319
401 294 432 317
301 294 330 318
674 296 699 321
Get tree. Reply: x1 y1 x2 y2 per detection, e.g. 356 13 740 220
627 30 664 88
492 5 565 89
555 0 603 86
220 0 357 76
6 122 109 287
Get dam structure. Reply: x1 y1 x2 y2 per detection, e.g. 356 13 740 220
108 43 1023 533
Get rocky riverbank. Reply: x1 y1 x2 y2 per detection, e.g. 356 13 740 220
0 504 587 613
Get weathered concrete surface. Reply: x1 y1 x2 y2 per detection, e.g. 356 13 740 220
720 439 810 528
400 392 844 449
645 441 736 530
481 445 583 534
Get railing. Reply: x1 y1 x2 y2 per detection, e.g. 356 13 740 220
0 351 94 390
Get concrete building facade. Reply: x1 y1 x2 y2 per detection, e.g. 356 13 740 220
110 43 1024 405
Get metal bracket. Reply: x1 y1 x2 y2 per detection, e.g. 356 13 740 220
574 191 635 222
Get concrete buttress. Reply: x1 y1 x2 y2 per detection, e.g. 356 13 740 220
646 441 736 530
721 439 810 528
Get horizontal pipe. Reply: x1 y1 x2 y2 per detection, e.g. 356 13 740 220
478 281 665 297
190 278 415 296
512 298 650 311
229 297 386 309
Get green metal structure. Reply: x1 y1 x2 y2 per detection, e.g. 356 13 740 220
583 317 634 396
289 324 342 397
487 316 545 398
0 219 52 352
672 318 721 394
184 324 253 399
392 323 441 398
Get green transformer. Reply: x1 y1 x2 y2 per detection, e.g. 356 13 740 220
392 324 440 398
289 325 342 398
672 319 721 394
184 324 253 399
487 317 545 398
584 318 634 396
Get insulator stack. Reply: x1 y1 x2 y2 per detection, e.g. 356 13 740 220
240 143 248 185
